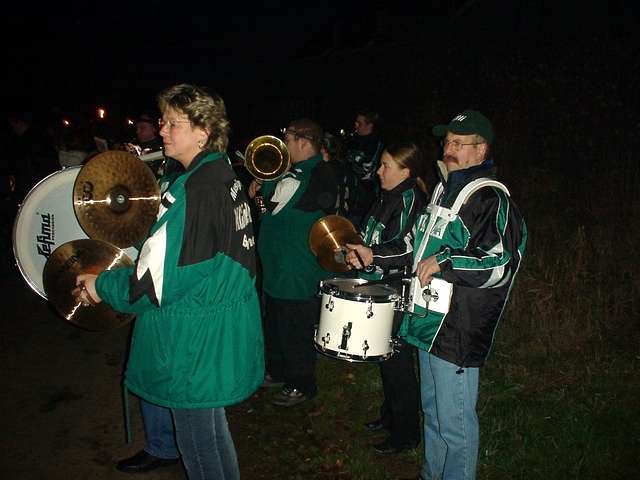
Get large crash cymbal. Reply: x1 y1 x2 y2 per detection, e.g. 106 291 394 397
43 239 135 332
309 215 361 255
309 215 363 272
73 151 160 248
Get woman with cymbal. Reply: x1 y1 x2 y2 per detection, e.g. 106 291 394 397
346 143 426 455
73 84 264 480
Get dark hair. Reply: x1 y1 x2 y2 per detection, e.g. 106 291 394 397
321 132 345 162
288 118 323 152
356 109 381 127
136 111 158 125
157 84 230 152
385 142 423 179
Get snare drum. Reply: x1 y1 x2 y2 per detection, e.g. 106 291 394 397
315 277 400 362
12 167 137 298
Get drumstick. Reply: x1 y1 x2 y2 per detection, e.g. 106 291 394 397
352 249 368 270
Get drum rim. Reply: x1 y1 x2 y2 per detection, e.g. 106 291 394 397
320 277 398 302
314 343 394 363
12 167 83 299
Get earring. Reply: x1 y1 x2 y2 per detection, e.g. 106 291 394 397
198 140 204 149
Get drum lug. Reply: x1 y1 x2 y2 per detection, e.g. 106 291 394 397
325 297 335 311
366 300 374 318
321 332 330 349
362 340 369 359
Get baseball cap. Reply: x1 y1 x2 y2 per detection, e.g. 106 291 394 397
432 110 494 144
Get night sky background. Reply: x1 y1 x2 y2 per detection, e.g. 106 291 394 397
2 0 638 147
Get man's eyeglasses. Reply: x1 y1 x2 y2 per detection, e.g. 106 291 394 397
440 139 485 151
158 119 191 129
280 127 314 142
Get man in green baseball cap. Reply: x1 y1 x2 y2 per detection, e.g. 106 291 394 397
431 109 493 174
432 109 493 143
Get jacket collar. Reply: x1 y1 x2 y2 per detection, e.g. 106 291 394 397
291 153 322 173
438 159 496 193
382 177 416 198
186 151 224 172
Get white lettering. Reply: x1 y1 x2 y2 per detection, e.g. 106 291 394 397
242 234 255 250
234 202 252 231
229 179 242 201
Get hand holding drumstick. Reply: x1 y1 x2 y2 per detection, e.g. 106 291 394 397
345 243 374 270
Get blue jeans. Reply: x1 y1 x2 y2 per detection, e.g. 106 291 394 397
172 407 239 480
140 399 179 459
419 351 479 480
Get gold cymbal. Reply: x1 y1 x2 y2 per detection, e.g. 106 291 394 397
73 151 160 248
309 215 363 272
43 239 135 332
309 215 361 255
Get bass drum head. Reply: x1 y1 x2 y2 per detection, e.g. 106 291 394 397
320 277 397 302
12 167 138 298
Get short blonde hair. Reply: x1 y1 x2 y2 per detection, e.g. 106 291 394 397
157 84 230 152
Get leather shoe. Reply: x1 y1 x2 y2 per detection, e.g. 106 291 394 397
372 438 419 455
116 450 179 473
363 418 388 433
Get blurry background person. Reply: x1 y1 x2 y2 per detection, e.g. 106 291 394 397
6 110 58 201
343 109 384 227
134 112 162 152
320 131 349 215
74 84 264 480
57 124 91 167
129 111 170 179
346 143 425 455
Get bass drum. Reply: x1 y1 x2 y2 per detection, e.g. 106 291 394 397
12 167 138 299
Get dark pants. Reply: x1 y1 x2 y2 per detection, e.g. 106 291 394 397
263 294 320 395
378 324 420 446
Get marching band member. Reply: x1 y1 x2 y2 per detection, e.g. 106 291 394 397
346 143 425 454
74 84 264 480
250 118 338 407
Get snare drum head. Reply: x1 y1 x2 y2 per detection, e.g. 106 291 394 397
12 167 138 298
321 277 397 301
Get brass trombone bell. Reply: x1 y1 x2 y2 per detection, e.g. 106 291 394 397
244 135 290 181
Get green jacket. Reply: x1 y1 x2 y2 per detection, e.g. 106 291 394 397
258 154 338 299
398 161 527 367
96 152 264 408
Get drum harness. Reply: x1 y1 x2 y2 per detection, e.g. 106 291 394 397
408 177 511 315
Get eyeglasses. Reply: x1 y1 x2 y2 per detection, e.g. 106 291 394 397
280 128 299 140
440 139 485 151
280 127 317 143
158 119 191 130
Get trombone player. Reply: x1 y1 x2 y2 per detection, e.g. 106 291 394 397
249 118 338 406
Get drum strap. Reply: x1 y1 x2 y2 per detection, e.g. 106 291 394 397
413 178 510 269
409 178 510 313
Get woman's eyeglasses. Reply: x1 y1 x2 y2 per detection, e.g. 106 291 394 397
158 119 191 129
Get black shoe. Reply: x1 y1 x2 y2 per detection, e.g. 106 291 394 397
363 418 388 433
372 438 419 455
115 450 179 473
